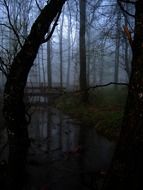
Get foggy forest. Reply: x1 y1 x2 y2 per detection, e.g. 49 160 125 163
0 0 143 190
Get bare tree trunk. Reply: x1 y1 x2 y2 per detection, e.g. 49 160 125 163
47 38 52 88
41 45 46 87
59 10 64 89
124 38 130 79
102 1 143 189
2 1 66 189
92 47 96 85
124 4 131 79
114 5 121 84
66 12 71 88
86 28 91 86
79 0 88 101
99 53 104 84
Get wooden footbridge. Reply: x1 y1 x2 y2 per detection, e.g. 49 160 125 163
25 87 64 96
24 85 65 105
25 86 65 97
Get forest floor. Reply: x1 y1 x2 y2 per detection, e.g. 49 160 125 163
54 85 128 141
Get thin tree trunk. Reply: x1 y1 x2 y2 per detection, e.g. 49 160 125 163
79 0 88 101
92 48 96 85
114 5 121 84
47 38 52 88
124 4 131 79
87 28 91 86
99 54 104 84
59 10 64 89
66 13 71 88
124 38 130 79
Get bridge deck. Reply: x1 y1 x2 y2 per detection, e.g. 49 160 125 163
24 87 65 96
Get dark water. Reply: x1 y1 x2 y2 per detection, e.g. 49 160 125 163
0 106 115 190
24 106 115 190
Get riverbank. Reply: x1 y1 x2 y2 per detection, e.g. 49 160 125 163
54 86 127 141
0 99 115 190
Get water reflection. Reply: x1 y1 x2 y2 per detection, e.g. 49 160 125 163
25 106 115 190
28 107 80 159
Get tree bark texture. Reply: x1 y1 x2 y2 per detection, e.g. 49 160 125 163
79 0 87 91
47 39 52 88
102 1 143 190
59 10 64 88
2 0 66 189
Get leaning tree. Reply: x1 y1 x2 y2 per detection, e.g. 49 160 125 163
2 0 66 189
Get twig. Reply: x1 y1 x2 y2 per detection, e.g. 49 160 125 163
117 0 135 18
35 0 42 11
3 0 23 48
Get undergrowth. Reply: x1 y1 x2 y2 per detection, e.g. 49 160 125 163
55 85 128 141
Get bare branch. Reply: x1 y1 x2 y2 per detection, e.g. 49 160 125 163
0 23 12 30
117 0 135 18
35 0 42 11
86 82 129 91
3 0 23 48
71 82 129 94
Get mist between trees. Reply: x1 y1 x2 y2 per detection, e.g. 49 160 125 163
0 0 132 92
1 0 143 190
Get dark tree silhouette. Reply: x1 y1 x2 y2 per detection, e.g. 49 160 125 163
2 1 66 189
102 1 143 189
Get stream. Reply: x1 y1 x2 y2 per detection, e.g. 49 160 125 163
24 106 115 190
0 105 115 190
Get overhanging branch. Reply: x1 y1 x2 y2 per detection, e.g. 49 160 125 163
117 0 135 18
87 82 128 90
70 82 129 94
